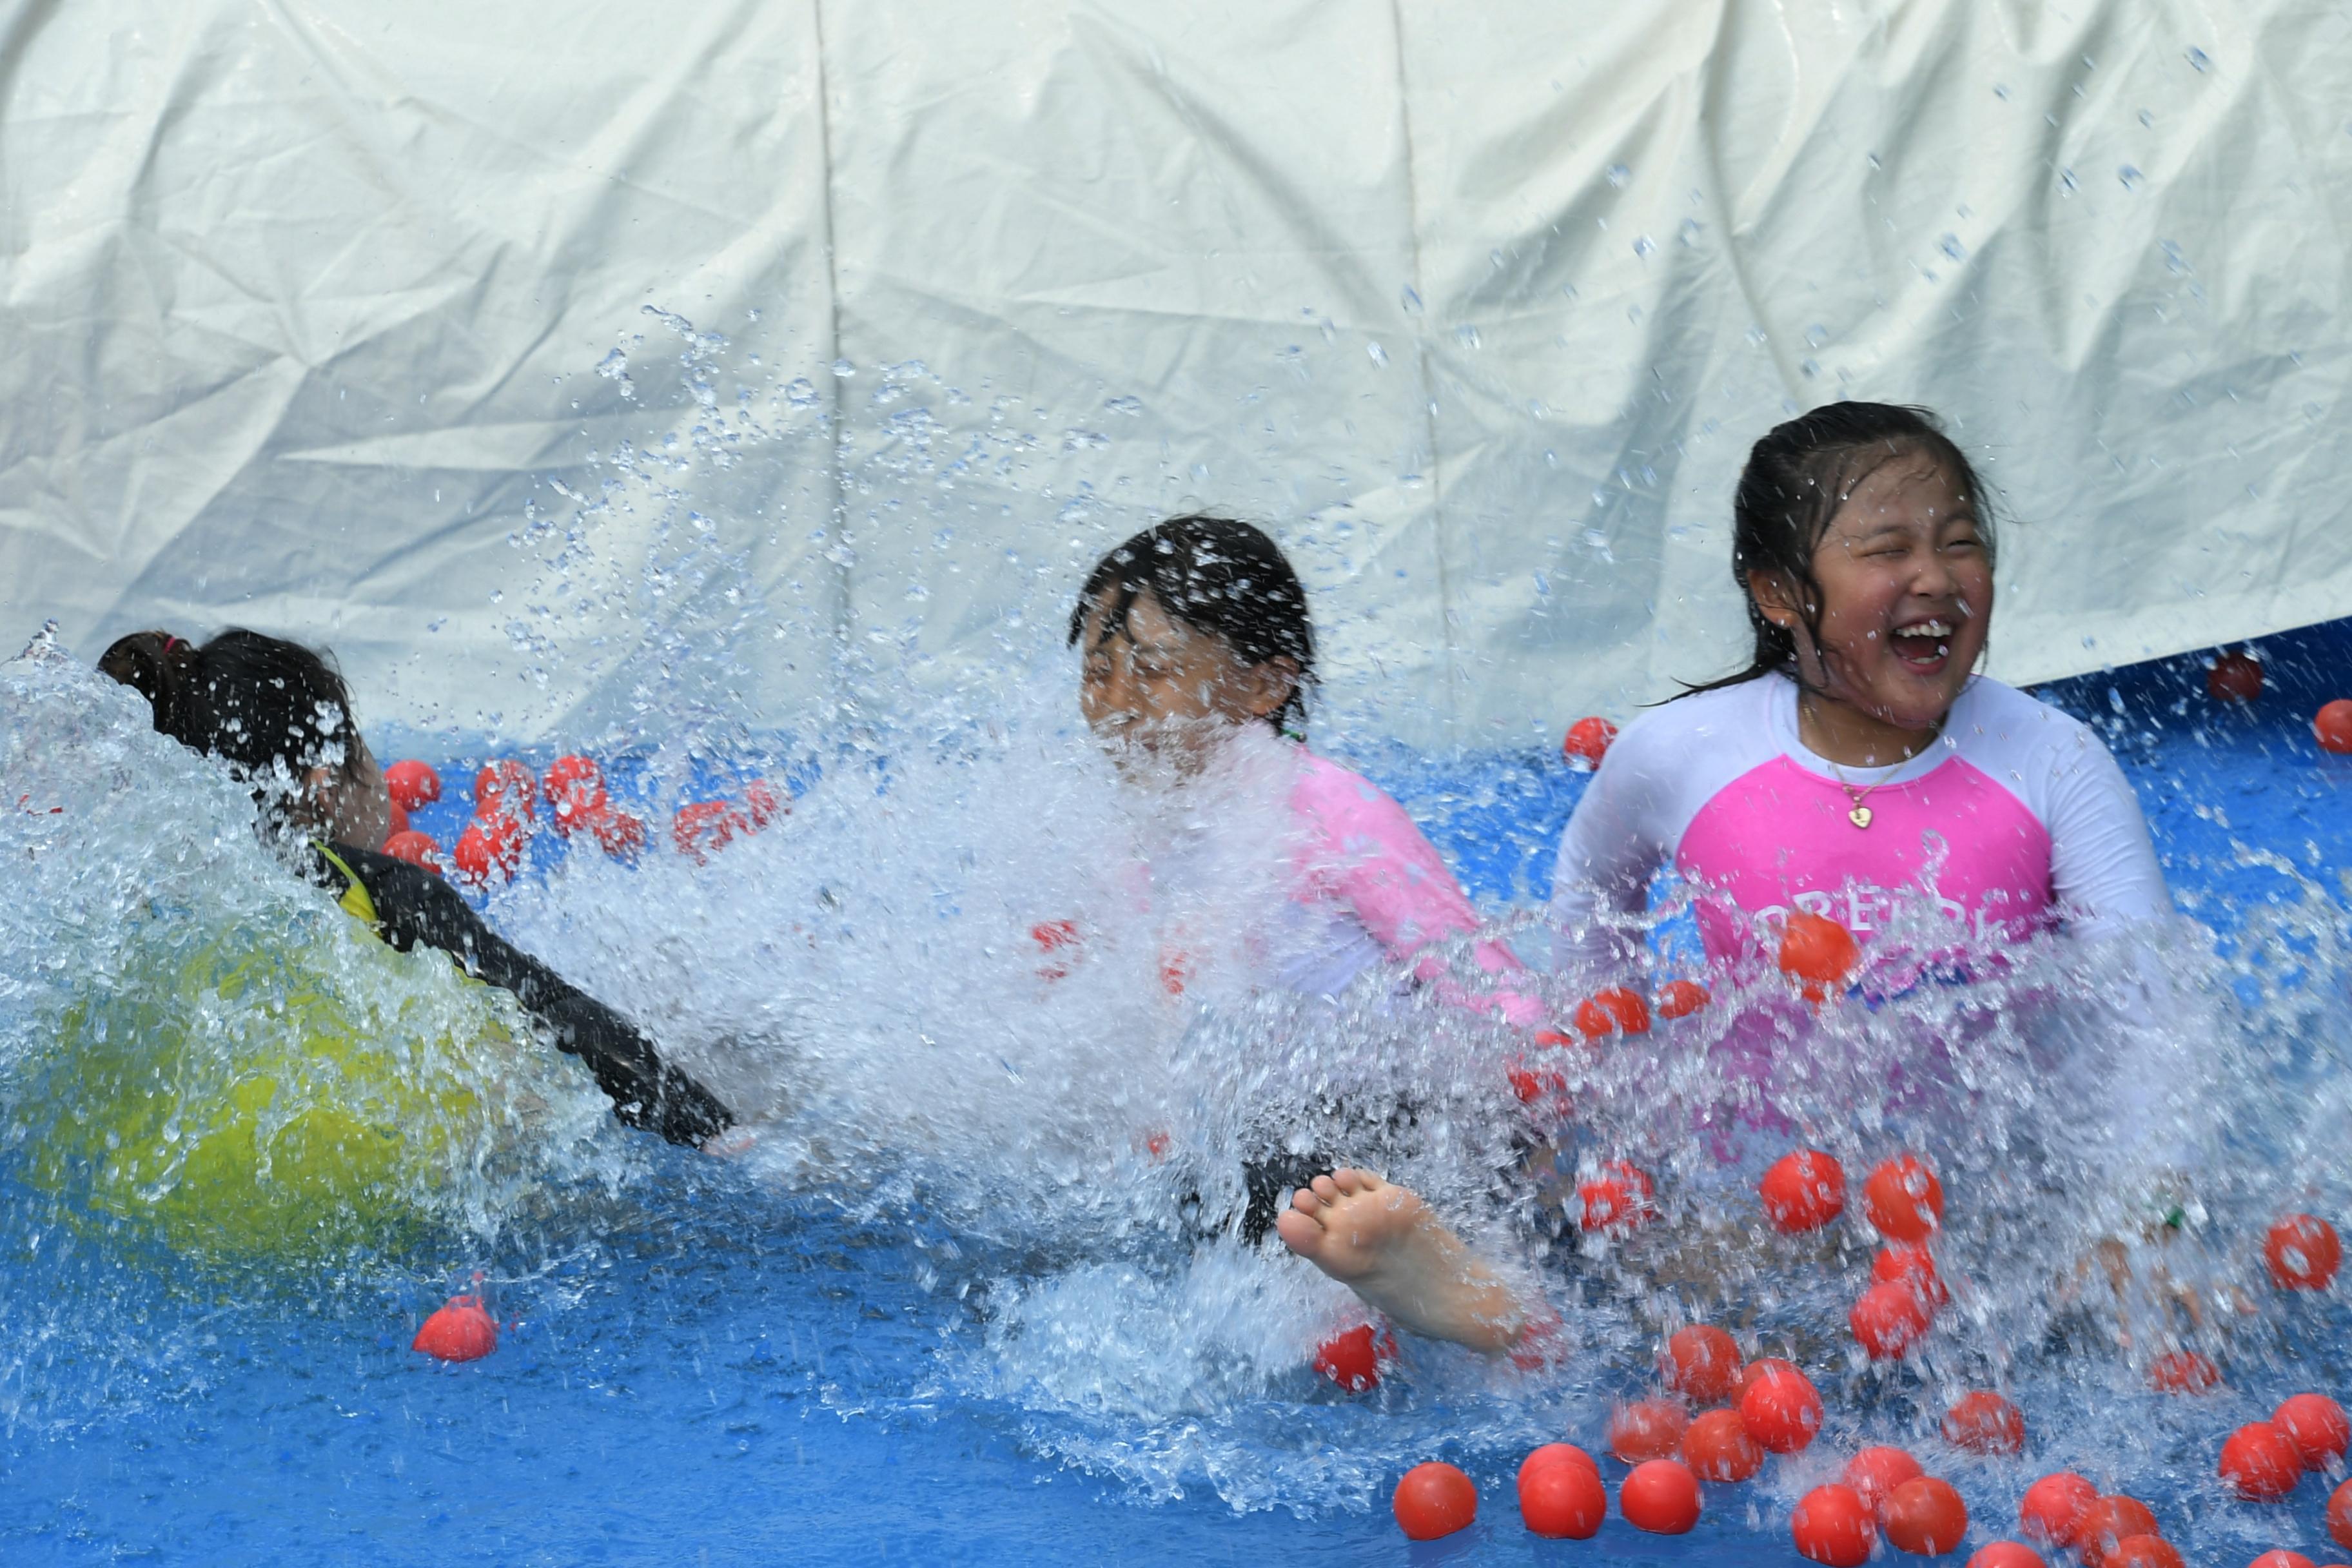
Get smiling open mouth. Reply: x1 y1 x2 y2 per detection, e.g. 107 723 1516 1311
1891 618 1954 667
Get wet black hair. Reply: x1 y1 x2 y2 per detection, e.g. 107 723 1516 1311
99 628 364 792
1681 401 1994 698
1065 516 1317 734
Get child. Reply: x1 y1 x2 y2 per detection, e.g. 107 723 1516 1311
1068 518 1534 1238
97 628 732 1148
1279 403 2174 1353
1549 402 2167 975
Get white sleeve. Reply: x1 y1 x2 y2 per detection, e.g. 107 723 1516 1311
1546 732 1676 976
2042 727 2171 938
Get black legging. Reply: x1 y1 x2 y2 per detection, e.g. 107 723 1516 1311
314 842 733 1148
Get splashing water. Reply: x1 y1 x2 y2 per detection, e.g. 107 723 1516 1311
8 351 2352 1563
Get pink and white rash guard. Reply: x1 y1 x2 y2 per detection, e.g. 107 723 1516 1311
1288 749 1535 1021
1549 672 2168 974
1126 725 1532 1019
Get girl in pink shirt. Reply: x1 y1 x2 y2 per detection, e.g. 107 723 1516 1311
1066 517 1529 1237
1280 402 2173 1355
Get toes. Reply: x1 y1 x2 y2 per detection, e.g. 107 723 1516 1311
1273 1208 1322 1257
1310 1173 1341 1204
1289 1184 1326 1217
1332 1167 1385 1195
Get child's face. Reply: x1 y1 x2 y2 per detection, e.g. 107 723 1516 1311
1077 589 1294 770
1769 452 1992 732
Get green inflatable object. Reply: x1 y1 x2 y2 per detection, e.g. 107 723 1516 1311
24 909 531 1268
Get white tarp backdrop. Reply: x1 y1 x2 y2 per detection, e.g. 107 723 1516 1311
4 2 2347 750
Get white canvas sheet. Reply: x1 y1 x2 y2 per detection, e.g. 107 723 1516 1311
3 1 2346 749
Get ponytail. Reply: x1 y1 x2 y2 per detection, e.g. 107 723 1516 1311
97 631 206 747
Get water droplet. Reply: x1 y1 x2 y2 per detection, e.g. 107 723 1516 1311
1939 233 1968 262
1400 285 1424 314
1606 162 1631 188
1366 342 1389 368
1867 152 1883 170
1805 324 1829 349
2119 165 2144 190
1455 325 1481 350
2139 109 2155 128
2059 168 2079 192
1632 235 1655 259
2186 46 2211 72
1993 83 2010 100
1102 396 1144 416
831 358 857 378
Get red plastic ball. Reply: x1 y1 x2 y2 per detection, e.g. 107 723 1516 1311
381 830 444 874
411 1294 497 1362
2148 1350 2221 1394
2333 1476 2352 1548
451 817 522 885
2266 1213 2343 1290
2080 1496 2162 1568
1874 1242 1950 1306
1518 1456 1605 1539
2317 700 2352 754
1863 1154 1945 1242
672 799 751 863
1576 1160 1655 1234
1738 1358 1823 1454
386 798 410 838
1779 912 1860 997
1563 716 1618 769
384 759 441 811
2221 1422 2306 1502
1850 1280 1932 1359
1656 978 1710 1018
1517 1442 1598 1484
742 777 787 827
1759 1149 1847 1233
1968 1545 2047 1568
1792 1483 1877 1566
582 803 647 861
542 754 606 832
2275 1393 2352 1470
473 759 536 821
1574 986 1652 1039
2019 1471 2099 1545
1618 1458 1701 1535
1608 1398 1690 1464
1885 1475 1969 1556
1845 1447 1925 1518
2109 1536 2184 1568
1393 1462 1477 1540
1311 1323 1395 1393
1945 1391 2026 1455
1663 1324 1743 1404
2250 1553 2320 1568
2209 651 2264 703
1682 1407 1763 1482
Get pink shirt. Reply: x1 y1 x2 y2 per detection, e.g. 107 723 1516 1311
1288 750 1537 1021
1550 673 2167 975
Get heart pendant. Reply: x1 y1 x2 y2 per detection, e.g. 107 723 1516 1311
1848 805 1873 829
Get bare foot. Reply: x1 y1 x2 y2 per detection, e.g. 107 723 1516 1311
1275 1168 1529 1355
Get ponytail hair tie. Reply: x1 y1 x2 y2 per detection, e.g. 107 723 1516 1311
161 636 179 654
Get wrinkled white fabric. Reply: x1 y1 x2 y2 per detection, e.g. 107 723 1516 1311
2 3 2346 747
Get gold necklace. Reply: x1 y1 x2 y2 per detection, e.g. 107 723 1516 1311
1826 763 1886 829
